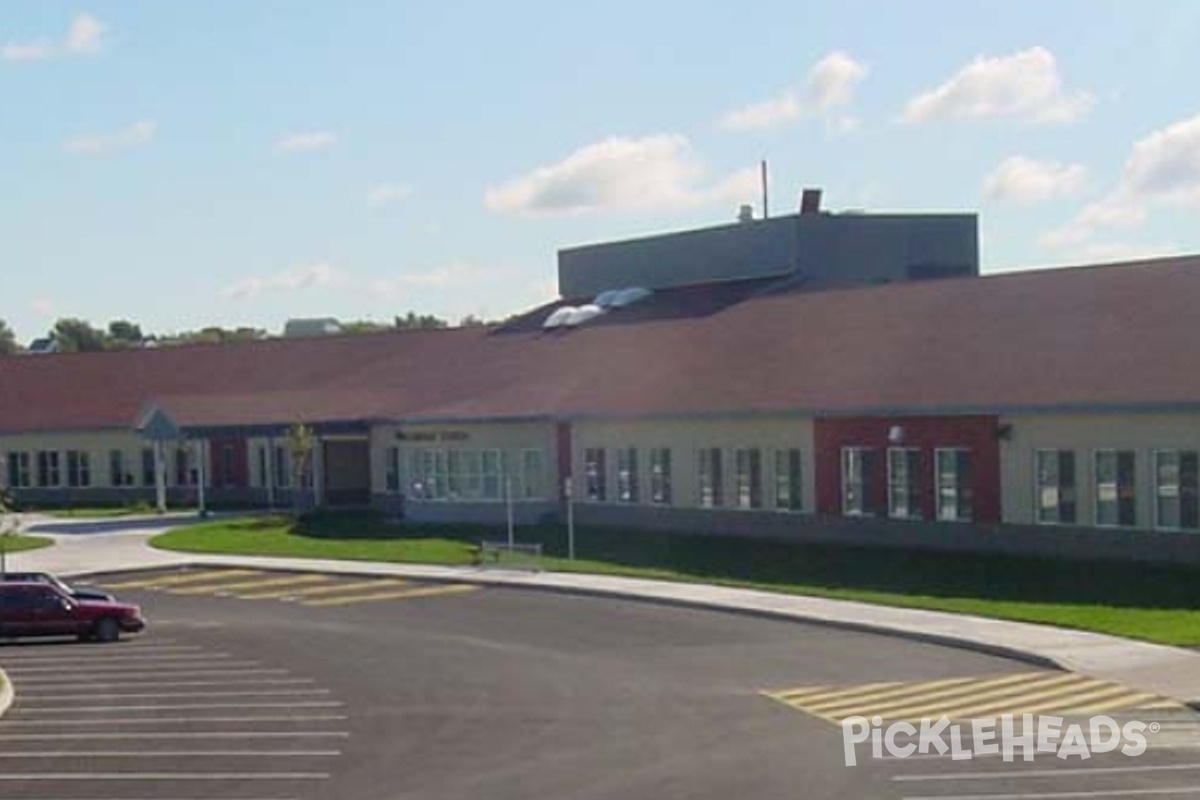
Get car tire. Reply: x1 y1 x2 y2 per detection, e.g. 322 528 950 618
93 618 120 644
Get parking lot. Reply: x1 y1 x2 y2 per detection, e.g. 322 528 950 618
1 568 1199 799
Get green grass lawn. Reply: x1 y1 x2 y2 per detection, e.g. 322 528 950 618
151 512 1200 647
1 534 55 555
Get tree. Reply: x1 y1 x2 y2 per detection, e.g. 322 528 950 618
393 312 448 330
0 320 18 356
159 326 268 346
341 320 390 335
52 318 108 353
107 319 145 348
286 423 316 516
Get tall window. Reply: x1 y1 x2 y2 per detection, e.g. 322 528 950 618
842 448 875 517
110 450 134 487
385 447 401 493
409 449 447 500
519 449 545 500
141 448 156 487
774 449 803 512
887 448 922 519
584 448 607 502
273 445 291 488
66 450 91 488
697 448 724 508
481 450 502 500
936 448 973 522
649 448 672 505
175 447 196 487
1036 450 1076 524
734 448 763 509
6 452 31 488
1155 450 1199 531
447 450 481 499
36 451 61 487
1095 449 1136 527
616 448 639 503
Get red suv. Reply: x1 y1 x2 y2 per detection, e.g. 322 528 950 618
0 581 145 643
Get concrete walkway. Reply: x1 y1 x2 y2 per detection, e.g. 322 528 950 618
9 513 1200 707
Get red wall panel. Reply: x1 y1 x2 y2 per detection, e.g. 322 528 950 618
209 436 249 489
814 415 1001 523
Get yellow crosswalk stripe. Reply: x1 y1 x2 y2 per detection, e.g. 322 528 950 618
302 583 480 607
99 569 259 590
935 676 1116 720
1058 691 1168 715
170 574 328 596
237 579 406 600
772 682 906 706
820 672 1074 721
971 685 1157 720
804 675 1007 716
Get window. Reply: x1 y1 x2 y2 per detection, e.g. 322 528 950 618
141 447 156 487
842 448 876 516
409 449 447 500
584 448 607 502
1155 450 1199 531
649 448 672 505
519 449 544 500
6 452 31 488
273 445 291 488
175 447 195 486
697 448 724 508
218 445 237 488
385 447 401 493
887 448 922 520
1036 450 1076 524
66 450 91 488
936 448 973 522
774 449 803 512
36 451 61 488
1095 449 1136 527
447 450 480 499
481 450 502 500
109 450 134 487
734 448 763 509
616 448 639 503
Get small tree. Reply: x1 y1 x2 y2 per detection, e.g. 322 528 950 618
0 494 22 577
286 424 315 515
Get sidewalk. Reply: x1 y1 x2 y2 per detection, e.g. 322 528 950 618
11 515 1200 708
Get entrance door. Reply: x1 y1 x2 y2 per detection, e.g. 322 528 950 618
323 439 372 506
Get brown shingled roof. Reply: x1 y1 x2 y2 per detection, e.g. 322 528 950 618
2 255 1198 434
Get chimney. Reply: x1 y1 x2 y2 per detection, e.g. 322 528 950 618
800 188 822 215
737 204 754 224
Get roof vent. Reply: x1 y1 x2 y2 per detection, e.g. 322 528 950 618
543 306 577 329
800 188 822 215
609 287 652 308
564 304 604 327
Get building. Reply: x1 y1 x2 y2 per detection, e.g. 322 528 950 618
1 198 1198 563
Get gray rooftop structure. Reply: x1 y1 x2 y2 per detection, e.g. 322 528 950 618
557 200 979 298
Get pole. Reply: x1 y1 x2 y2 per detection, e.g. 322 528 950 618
154 440 167 514
505 477 514 549
565 475 575 561
195 439 208 518
761 159 769 219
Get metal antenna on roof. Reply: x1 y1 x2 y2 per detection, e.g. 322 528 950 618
761 160 769 219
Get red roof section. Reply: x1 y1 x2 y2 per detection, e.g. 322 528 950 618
2 255 1199 433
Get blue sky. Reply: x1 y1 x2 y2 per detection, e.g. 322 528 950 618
3 1 1199 341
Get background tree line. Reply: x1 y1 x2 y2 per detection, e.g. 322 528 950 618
0 311 497 356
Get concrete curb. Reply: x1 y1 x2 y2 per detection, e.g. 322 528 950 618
62 562 1080 673
0 667 13 720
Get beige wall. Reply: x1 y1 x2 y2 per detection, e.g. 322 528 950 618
0 430 150 488
573 416 815 512
1000 412 1200 529
370 422 558 501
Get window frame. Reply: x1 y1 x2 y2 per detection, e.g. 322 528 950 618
841 447 873 517
583 448 607 503
934 447 973 523
773 448 803 513
733 447 763 510
649 447 672 506
886 447 923 520
1034 449 1077 526
697 447 724 509
1153 448 1199 532
1094 448 1137 529
615 447 640 504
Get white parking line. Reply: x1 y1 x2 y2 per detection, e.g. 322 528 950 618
7 677 310 690
19 701 345 714
894 762 1200 782
0 772 331 780
0 750 341 758
0 651 222 664
0 645 204 660
18 689 332 701
6 669 290 682
0 732 350 740
0 715 350 726
902 786 1200 799
4 661 261 675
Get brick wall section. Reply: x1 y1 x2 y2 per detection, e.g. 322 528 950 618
814 415 1002 523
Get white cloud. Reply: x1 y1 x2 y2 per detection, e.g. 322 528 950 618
3 13 105 62
982 156 1087 205
274 131 337 154
902 47 1092 124
225 263 347 301
1041 111 1200 249
720 51 867 131
484 134 758 216
63 120 156 156
367 184 413 207
372 264 495 295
